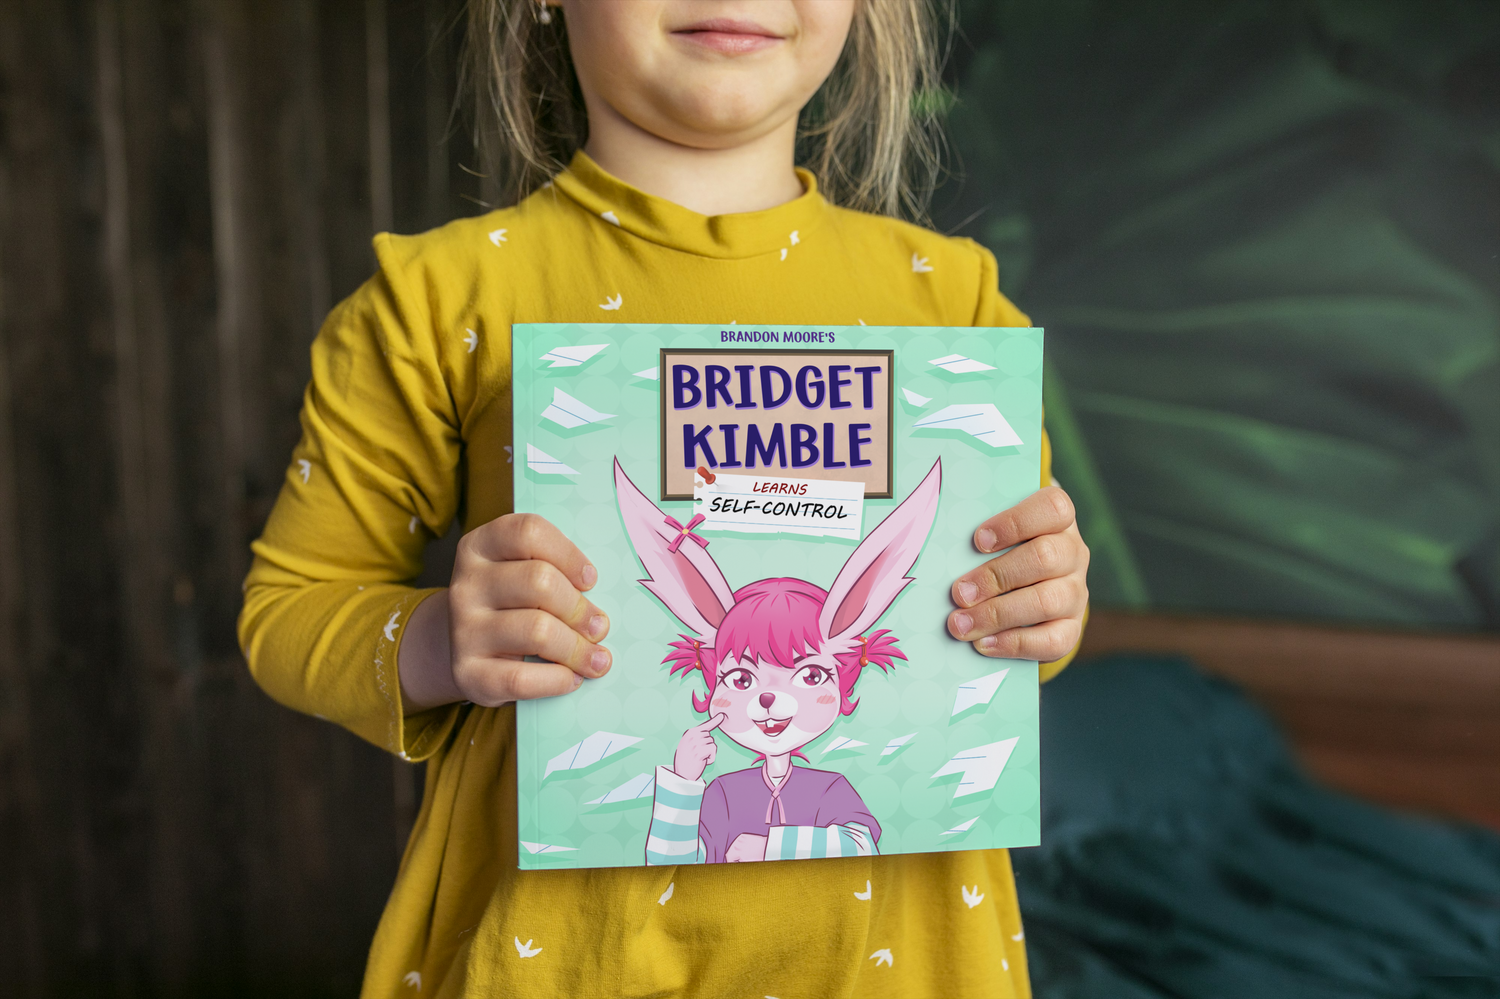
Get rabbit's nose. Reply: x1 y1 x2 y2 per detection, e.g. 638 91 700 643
759 692 775 709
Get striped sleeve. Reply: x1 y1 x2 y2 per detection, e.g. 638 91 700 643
645 766 707 865
764 822 878 861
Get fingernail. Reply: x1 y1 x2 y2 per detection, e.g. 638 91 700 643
581 564 598 588
957 581 978 606
977 636 998 652
572 674 585 689
589 614 608 640
952 612 972 636
976 529 997 553
590 650 611 675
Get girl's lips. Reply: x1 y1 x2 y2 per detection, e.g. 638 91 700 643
671 18 785 55
756 717 792 737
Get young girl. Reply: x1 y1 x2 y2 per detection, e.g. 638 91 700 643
240 2 1090 996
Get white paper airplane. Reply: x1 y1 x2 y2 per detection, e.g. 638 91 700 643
526 444 577 476
952 668 1011 716
514 937 543 958
869 948 894 968
488 228 507 245
600 210 620 226
633 367 659 380
543 731 642 778
540 344 608 368
911 253 933 273
542 387 616 429
901 388 931 407
932 738 1020 798
962 885 985 908
519 841 576 855
821 736 866 756
599 294 623 311
913 404 1023 448
585 772 655 805
929 354 996 374
854 880 871 900
942 817 978 835
880 733 916 756
658 882 674 905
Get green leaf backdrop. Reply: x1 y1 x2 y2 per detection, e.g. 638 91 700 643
938 0 1500 629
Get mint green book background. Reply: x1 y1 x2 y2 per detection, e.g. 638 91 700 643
512 323 1044 870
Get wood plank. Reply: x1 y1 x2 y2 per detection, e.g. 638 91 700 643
1079 609 1500 708
1079 610 1500 828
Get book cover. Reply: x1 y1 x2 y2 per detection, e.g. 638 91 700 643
512 323 1044 870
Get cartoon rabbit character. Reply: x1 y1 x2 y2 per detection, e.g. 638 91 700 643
612 457 942 864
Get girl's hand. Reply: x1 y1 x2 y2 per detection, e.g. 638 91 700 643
947 486 1090 663
726 833 767 863
398 514 612 710
672 713 725 782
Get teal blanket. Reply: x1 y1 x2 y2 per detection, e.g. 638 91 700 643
1018 657 1500 996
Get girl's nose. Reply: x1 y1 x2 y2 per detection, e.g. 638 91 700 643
759 692 775 709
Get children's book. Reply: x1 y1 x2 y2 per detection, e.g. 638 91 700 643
512 323 1044 869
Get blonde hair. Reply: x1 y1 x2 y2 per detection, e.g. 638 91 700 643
463 0 952 222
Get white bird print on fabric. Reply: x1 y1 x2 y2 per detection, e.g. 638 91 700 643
869 949 894 968
790 230 800 245
463 328 478 353
383 611 401 643
489 229 507 246
600 210 620 226
962 885 985 908
911 253 934 273
600 294 623 311
503 445 513 464
297 459 311 484
514 937 543 959
854 880 872 901
658 882 674 905
408 516 419 534
402 970 421 990
779 248 788 261
1012 929 1025 942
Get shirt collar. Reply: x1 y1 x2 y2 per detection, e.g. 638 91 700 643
551 150 825 261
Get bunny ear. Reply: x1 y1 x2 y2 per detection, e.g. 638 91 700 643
614 458 735 640
820 459 942 643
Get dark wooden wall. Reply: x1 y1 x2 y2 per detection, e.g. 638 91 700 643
0 1 477 994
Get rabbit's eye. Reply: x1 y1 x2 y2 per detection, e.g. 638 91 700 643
794 665 832 687
723 669 754 691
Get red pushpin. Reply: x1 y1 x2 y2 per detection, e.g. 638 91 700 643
697 465 716 485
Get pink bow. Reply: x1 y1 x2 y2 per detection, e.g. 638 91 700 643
763 765 789 826
664 513 708 554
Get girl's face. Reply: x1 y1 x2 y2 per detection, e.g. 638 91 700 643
709 654 844 758
556 0 856 151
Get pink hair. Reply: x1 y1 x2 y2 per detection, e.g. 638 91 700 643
663 579 908 715
615 456 941 721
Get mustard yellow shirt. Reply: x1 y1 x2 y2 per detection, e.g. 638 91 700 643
241 153 1074 999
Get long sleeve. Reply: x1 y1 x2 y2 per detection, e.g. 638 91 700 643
237 236 467 758
645 766 708 864
764 775 881 860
